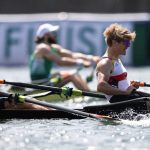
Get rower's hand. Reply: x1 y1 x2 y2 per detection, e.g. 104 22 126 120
125 85 136 95
130 80 140 89
83 61 91 67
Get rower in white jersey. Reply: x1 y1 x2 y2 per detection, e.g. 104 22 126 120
99 57 130 101
96 23 150 103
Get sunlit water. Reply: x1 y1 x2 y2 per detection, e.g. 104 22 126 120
0 66 150 150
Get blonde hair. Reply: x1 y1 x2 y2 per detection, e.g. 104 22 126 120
103 23 136 46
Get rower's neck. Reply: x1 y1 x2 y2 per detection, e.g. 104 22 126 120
105 47 120 60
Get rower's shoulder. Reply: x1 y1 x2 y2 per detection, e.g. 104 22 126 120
96 57 114 72
34 43 52 56
97 57 114 66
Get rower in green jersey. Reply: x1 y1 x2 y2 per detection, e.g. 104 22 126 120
29 23 100 91
29 47 56 81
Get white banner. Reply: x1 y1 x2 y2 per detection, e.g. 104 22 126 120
0 20 133 65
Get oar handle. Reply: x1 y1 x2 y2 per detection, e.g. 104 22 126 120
82 91 105 98
131 81 147 87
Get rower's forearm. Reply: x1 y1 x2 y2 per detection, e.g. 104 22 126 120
97 82 127 95
59 49 73 58
73 53 93 61
59 58 78 66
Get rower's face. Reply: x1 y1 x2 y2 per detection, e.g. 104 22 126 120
114 40 131 55
120 40 131 55
44 33 57 43
44 33 53 40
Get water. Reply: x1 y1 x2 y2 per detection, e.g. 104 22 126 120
0 66 150 150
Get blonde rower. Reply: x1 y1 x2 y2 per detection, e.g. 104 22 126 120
96 23 146 103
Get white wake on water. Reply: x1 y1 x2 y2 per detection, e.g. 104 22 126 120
122 114 150 127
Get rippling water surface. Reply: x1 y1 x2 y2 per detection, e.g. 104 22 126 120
0 66 150 150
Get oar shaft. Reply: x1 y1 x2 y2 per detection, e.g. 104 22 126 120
24 97 98 119
0 80 105 99
82 91 105 98
144 83 150 87
4 81 62 92
24 97 117 120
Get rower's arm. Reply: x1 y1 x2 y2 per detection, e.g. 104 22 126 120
52 44 74 57
40 46 90 67
43 49 77 66
72 53 100 64
52 44 100 64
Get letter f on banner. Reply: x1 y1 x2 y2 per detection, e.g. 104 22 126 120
4 27 21 58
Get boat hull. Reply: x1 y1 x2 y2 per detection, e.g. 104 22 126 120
0 97 150 120
0 109 84 120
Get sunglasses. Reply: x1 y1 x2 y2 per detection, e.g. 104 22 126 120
123 40 131 47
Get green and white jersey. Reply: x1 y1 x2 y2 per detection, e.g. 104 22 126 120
29 47 57 81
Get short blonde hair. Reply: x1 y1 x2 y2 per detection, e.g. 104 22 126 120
103 23 136 46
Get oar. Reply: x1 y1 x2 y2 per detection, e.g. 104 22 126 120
131 81 150 87
139 82 150 87
0 91 115 121
0 80 105 99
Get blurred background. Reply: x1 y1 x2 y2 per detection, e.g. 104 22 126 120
0 0 150 13
0 0 150 67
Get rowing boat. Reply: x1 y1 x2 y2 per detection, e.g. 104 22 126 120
0 97 149 120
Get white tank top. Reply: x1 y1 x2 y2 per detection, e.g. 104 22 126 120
105 58 130 100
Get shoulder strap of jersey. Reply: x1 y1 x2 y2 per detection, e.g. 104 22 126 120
101 57 115 65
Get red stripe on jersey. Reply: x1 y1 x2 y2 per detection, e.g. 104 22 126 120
109 72 127 82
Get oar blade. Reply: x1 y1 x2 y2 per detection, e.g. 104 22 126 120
91 114 120 121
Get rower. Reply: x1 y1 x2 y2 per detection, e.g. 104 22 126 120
96 23 148 103
29 23 100 91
